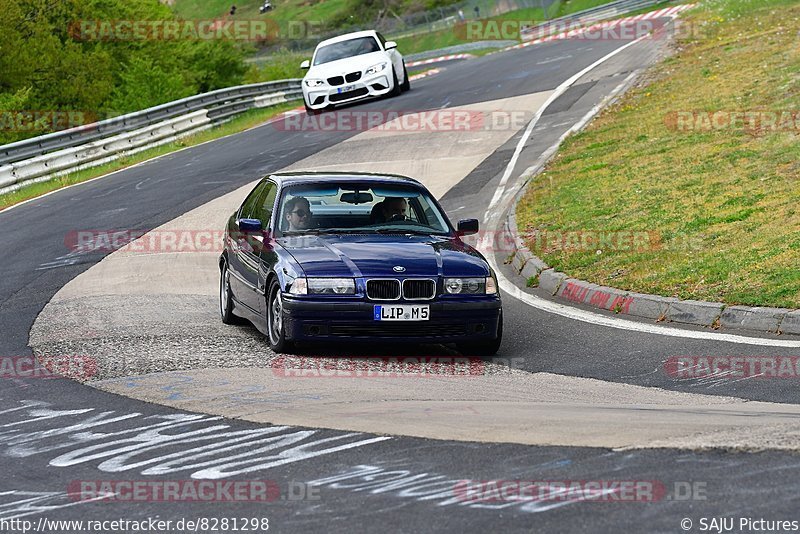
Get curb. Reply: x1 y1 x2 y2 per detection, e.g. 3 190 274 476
404 41 516 62
505 238 800 335
405 54 475 68
498 10 800 338
408 68 442 81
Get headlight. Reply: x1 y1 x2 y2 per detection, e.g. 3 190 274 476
445 277 496 295
304 79 324 87
289 278 308 295
291 277 355 295
365 63 387 75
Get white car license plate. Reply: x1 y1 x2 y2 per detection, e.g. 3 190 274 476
338 84 356 93
374 305 429 321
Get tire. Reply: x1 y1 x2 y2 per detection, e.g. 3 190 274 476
266 278 294 353
219 261 243 325
457 311 503 356
400 64 410 92
389 68 402 97
304 100 322 116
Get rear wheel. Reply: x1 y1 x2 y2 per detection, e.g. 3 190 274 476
267 278 294 353
457 311 503 356
400 64 411 92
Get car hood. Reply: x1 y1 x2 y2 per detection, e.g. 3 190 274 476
278 234 490 278
306 52 389 80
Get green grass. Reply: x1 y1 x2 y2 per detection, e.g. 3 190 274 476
172 0 349 23
244 49 307 82
0 101 300 211
516 0 800 309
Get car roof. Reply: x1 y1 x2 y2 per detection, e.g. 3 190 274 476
315 30 380 48
266 171 424 188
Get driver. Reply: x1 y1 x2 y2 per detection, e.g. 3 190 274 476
285 196 312 231
380 197 408 221
357 38 378 55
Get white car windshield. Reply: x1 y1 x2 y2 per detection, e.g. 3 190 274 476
313 37 381 66
279 183 451 236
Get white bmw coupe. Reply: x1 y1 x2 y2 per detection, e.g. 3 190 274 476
300 30 410 114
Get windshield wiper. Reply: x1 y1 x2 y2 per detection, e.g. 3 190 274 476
283 228 365 236
374 228 436 236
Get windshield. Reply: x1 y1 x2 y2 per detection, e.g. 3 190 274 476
278 182 451 236
313 37 381 65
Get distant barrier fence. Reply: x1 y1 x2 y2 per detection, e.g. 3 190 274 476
520 0 675 40
0 79 302 195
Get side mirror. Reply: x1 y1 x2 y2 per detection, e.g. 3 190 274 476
457 219 479 236
237 218 263 232
236 219 272 253
384 41 397 50
300 60 310 69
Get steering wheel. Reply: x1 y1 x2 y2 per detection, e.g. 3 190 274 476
389 213 408 222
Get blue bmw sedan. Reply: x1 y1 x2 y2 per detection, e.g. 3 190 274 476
219 172 502 355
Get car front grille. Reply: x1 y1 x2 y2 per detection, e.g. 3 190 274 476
345 71 362 83
402 279 436 300
327 75 344 86
367 279 401 300
329 323 467 338
329 87 369 103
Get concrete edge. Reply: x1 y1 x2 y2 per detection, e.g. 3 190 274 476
506 228 800 336
499 31 800 337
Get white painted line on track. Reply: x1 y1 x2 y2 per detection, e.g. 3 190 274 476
486 33 651 213
497 276 800 348
480 33 800 348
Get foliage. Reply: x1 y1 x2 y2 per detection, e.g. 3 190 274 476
0 0 248 143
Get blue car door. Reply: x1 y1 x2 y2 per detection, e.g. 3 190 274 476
229 182 268 313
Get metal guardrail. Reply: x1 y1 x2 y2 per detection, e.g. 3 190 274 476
520 0 674 39
0 79 302 194
0 79 302 168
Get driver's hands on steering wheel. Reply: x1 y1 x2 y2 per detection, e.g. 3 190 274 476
389 213 408 221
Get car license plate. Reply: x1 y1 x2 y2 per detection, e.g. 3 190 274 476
338 84 356 93
374 305 429 321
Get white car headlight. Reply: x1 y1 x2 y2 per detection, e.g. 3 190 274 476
445 277 496 295
292 277 356 295
289 278 308 295
365 63 387 75
304 79 324 87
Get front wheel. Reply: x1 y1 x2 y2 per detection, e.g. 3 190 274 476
219 261 243 325
305 100 322 116
267 278 294 353
389 68 402 97
457 311 503 356
400 64 411 92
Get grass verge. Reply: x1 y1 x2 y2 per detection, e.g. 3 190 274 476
515 0 800 308
0 101 300 211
